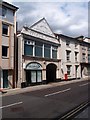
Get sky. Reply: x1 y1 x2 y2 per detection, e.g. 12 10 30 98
4 0 89 37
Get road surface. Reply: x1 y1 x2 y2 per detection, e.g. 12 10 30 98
1 79 90 119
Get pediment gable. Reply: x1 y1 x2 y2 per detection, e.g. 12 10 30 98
30 18 55 37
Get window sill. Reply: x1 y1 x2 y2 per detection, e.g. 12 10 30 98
67 75 71 77
67 61 71 62
75 61 78 63
23 55 60 62
66 46 70 48
2 34 9 37
2 16 6 18
2 56 9 59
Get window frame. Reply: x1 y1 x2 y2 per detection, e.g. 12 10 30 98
2 23 9 36
2 46 9 57
75 43 78 48
35 41 43 57
75 52 78 62
24 40 34 56
66 40 70 47
82 53 86 62
66 50 71 62
67 65 71 75
52 46 57 59
44 44 51 58
2 7 7 17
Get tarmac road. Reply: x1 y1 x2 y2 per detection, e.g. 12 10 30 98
1 79 90 119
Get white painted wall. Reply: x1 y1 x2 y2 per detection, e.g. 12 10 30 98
60 37 81 80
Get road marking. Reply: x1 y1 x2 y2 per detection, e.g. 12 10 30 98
79 83 89 87
45 88 71 97
60 101 89 120
0 101 23 109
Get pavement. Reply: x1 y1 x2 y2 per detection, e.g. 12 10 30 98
1 77 90 97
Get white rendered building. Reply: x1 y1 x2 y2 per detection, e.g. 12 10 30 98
55 34 81 80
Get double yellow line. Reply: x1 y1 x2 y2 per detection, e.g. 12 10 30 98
59 101 89 120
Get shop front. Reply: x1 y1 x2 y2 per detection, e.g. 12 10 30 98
25 62 42 86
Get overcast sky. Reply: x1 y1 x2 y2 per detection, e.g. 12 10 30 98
5 0 89 37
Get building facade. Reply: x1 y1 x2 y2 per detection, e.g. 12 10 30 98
55 34 81 80
76 36 90 78
17 18 61 88
0 1 18 89
17 19 90 88
55 34 90 80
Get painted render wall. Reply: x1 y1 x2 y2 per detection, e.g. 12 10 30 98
60 37 81 80
17 35 23 87
17 33 61 88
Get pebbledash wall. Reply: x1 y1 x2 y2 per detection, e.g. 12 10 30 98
0 1 18 89
17 18 61 88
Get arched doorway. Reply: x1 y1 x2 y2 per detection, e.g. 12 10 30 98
25 62 42 86
46 63 57 83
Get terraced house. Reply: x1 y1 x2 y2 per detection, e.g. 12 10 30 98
55 34 90 80
55 34 81 80
17 18 90 88
0 1 18 89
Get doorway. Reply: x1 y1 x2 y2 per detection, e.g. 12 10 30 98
75 66 78 79
46 63 57 83
3 70 8 88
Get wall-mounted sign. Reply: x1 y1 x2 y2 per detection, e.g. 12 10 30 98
26 62 42 70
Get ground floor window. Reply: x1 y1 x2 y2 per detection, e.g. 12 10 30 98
25 62 42 85
37 71 42 82
26 70 42 85
67 65 71 75
31 71 36 83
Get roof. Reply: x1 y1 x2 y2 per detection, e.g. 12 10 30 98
55 33 90 45
30 18 55 37
30 18 45 28
2 1 19 11
30 18 53 33
75 35 84 39
55 33 75 40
